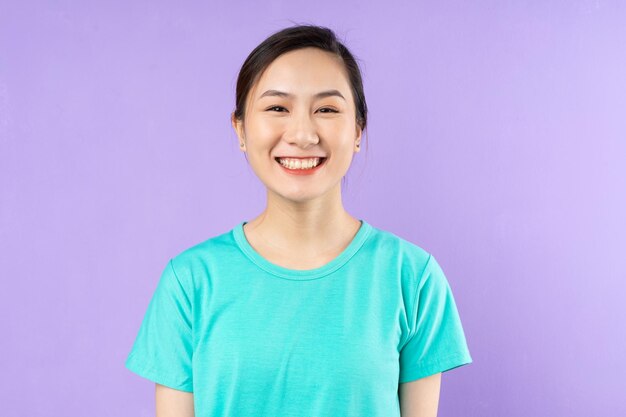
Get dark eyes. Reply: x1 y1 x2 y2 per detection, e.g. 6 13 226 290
266 106 338 113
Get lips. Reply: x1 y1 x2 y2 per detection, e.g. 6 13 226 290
274 156 327 160
274 156 328 166
274 156 327 173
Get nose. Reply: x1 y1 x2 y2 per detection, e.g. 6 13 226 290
284 109 319 148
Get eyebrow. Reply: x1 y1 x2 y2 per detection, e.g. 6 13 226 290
258 89 346 101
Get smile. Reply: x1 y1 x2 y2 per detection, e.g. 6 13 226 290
275 157 327 175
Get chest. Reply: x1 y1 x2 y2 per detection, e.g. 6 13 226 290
191 277 402 390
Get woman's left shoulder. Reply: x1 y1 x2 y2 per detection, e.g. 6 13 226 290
366 222 432 267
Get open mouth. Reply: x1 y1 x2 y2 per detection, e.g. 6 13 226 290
274 157 327 170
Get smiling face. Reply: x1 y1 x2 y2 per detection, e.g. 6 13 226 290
232 47 362 204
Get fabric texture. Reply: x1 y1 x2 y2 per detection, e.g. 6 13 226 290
125 219 473 416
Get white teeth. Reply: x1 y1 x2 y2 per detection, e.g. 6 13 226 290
277 157 322 170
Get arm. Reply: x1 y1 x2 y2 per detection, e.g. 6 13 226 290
156 383 195 417
398 372 442 417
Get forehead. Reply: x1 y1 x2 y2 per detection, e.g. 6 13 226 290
251 47 352 99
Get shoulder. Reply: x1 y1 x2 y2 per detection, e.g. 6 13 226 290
366 222 432 275
175 227 236 263
165 225 239 288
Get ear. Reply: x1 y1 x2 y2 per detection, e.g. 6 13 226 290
231 112 246 151
354 124 363 153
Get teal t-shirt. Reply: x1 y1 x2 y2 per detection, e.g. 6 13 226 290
125 219 472 416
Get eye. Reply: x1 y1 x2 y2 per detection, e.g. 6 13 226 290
266 105 287 112
265 106 338 113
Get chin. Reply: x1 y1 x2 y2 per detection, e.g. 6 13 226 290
267 186 327 203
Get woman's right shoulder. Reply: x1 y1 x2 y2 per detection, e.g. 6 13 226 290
167 225 240 278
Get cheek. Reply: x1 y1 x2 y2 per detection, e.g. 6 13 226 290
321 120 357 143
249 117 284 139
318 120 354 142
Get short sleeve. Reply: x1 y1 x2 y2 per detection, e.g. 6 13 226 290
125 259 194 392
399 254 473 383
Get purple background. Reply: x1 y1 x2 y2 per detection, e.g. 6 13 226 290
1 1 625 416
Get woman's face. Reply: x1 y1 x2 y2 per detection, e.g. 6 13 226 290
232 47 362 204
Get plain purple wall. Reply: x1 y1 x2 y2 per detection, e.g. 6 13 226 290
1 1 625 416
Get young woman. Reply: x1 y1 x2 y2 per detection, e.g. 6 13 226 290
126 24 472 417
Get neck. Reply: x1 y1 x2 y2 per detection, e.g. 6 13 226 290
244 185 361 257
